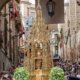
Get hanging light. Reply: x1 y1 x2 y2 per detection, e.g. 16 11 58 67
77 1 80 6
46 0 55 17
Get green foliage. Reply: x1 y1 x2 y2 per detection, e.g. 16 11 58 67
49 67 64 80
13 67 29 80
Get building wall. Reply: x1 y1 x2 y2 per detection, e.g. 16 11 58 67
20 0 36 43
20 0 35 27
58 0 80 62
0 0 22 71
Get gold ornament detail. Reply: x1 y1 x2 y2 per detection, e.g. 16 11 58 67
24 0 52 80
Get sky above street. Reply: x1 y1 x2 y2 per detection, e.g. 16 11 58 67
29 0 35 4
65 0 69 3
29 0 69 4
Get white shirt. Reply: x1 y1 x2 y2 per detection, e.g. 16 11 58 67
77 74 80 78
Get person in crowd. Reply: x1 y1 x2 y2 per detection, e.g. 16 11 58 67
76 68 80 78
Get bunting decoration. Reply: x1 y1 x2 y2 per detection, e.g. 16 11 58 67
10 0 19 19
20 23 24 34
19 23 25 47
19 23 25 37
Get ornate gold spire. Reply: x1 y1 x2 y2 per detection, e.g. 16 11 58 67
24 0 52 77
37 0 41 9
36 0 44 25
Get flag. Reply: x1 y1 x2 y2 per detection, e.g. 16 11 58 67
65 20 70 44
60 28 64 48
60 28 63 39
20 23 25 35
19 23 25 47
66 28 70 44
12 0 19 17
60 39 64 48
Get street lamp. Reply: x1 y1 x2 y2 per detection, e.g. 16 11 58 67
77 1 80 6
46 0 55 17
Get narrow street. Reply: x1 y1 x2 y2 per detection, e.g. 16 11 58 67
0 0 80 80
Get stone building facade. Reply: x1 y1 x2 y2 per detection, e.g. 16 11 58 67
58 0 80 62
0 0 23 71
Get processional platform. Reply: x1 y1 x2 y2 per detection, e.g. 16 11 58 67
30 69 49 80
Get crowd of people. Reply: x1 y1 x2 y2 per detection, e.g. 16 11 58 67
57 60 80 80
0 66 15 80
0 60 80 80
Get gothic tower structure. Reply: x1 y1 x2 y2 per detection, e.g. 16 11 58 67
24 1 52 80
